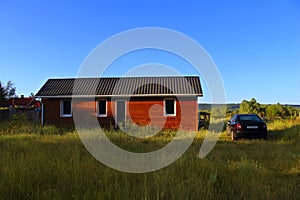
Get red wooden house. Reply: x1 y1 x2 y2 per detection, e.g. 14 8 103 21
35 76 203 131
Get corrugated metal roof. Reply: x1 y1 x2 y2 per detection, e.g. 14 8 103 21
35 76 203 97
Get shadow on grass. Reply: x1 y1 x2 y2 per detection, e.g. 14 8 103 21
267 123 300 142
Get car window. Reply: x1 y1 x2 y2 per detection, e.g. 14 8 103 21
238 115 262 122
230 115 237 123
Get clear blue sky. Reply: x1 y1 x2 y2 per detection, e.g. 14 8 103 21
0 0 299 104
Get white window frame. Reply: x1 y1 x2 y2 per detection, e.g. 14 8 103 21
60 99 72 117
97 99 107 117
164 98 176 117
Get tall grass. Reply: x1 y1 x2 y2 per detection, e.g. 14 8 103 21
267 118 300 141
0 118 299 199
0 114 72 135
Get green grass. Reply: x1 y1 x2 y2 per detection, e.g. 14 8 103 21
0 119 299 199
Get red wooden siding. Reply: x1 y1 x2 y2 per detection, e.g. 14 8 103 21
42 97 198 131
127 98 197 130
42 98 74 126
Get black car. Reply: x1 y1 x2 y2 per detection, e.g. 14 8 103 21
226 114 267 140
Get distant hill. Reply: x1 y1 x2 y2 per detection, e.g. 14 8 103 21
198 103 239 111
283 104 300 110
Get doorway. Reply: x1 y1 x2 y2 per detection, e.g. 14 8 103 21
116 100 126 128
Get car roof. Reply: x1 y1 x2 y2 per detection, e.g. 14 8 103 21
234 114 258 116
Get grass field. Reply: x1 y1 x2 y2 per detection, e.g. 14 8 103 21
0 118 299 199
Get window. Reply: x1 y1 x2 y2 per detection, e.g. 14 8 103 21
238 115 262 122
164 99 176 116
61 99 72 117
230 115 237 123
97 99 107 117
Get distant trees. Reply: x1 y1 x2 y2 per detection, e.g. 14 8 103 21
239 98 261 115
5 81 16 99
0 81 16 105
201 98 299 119
0 82 8 105
238 98 299 119
266 103 299 119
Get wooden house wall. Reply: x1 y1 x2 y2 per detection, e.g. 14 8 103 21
42 97 197 131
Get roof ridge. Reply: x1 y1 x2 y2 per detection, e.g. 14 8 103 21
48 75 199 80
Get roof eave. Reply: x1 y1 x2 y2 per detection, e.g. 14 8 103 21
35 94 203 98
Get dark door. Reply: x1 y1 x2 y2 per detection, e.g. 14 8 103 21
116 100 126 128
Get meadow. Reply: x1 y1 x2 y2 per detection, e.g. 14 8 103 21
0 118 299 199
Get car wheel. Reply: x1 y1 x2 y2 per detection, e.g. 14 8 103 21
231 131 237 141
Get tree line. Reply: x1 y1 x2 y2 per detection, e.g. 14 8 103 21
0 81 16 105
237 98 299 119
208 98 299 119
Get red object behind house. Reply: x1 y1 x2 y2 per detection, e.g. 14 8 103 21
1 96 41 109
